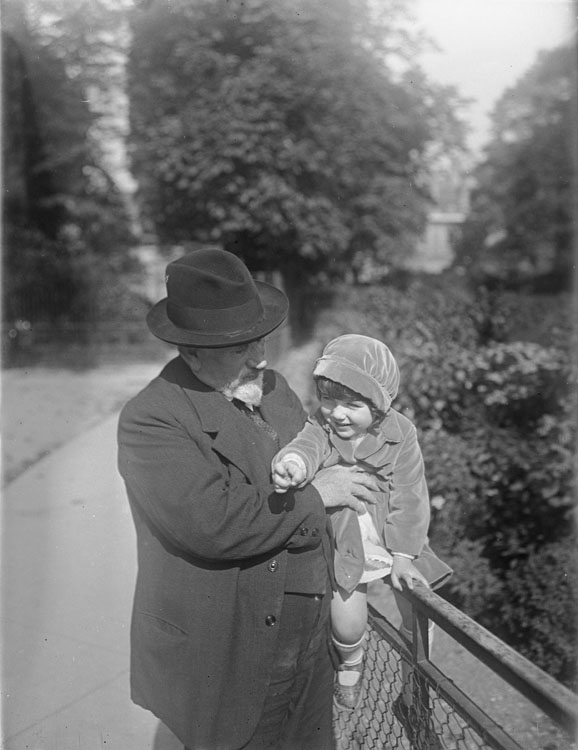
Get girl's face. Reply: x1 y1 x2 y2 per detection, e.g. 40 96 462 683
319 395 374 440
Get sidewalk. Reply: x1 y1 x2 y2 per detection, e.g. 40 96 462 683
1 414 181 750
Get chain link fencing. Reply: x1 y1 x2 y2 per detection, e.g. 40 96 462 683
333 590 577 750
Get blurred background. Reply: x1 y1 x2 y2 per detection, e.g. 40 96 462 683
1 0 576 693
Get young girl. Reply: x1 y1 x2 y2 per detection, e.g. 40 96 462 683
272 334 452 726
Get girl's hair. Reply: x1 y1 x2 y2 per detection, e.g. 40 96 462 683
315 376 386 424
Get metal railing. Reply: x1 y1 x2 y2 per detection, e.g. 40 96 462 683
334 586 578 750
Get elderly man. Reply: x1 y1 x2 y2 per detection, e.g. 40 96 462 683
117 247 375 750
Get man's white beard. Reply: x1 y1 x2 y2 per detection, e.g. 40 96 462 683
223 372 264 407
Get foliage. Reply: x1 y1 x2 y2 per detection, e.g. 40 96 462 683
436 538 505 621
2 0 136 330
499 538 577 686
127 0 467 280
455 44 575 286
316 275 576 683
3 226 81 323
3 225 144 326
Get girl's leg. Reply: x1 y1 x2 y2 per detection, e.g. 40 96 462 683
331 585 368 711
331 584 368 646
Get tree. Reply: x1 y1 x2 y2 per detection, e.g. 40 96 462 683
127 0 466 282
455 44 575 287
2 0 135 328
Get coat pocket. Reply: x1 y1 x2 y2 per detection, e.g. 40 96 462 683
135 610 189 637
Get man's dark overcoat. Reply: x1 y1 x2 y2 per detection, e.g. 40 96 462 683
118 356 331 750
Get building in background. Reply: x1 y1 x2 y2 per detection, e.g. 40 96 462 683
405 150 473 274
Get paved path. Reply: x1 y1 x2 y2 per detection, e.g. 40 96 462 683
2 414 181 750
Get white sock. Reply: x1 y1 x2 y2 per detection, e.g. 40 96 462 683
333 632 366 673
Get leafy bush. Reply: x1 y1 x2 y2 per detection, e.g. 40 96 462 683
462 342 567 427
439 539 505 621
499 539 577 686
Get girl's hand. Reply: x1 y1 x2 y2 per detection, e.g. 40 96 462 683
272 459 306 493
390 556 429 591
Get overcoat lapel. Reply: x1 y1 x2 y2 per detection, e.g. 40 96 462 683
162 358 289 481
218 406 277 481
169 361 272 482
259 376 299 447
191 388 266 476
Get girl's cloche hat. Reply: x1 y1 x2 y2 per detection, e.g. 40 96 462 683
313 334 400 413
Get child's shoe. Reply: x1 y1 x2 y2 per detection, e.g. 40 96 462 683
333 661 364 711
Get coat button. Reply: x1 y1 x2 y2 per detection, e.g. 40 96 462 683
265 615 276 626
311 528 319 537
300 527 309 536
268 560 278 572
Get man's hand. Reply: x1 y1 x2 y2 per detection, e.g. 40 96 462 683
390 556 429 591
311 465 379 515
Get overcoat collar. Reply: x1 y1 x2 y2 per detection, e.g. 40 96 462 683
159 356 288 476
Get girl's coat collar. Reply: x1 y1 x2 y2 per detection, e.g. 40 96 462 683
325 408 403 463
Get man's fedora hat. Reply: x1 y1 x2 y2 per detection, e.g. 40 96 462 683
146 247 289 347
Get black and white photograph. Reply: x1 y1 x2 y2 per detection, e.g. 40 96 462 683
2 1 577 748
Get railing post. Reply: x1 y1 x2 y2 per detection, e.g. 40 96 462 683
411 598 438 749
